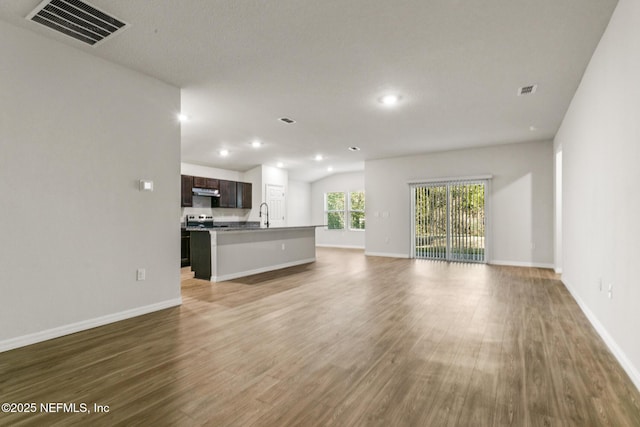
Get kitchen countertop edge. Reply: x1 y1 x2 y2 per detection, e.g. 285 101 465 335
185 225 326 233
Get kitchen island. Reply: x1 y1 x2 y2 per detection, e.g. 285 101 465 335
189 226 320 282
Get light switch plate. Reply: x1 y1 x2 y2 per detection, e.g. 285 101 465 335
139 180 154 191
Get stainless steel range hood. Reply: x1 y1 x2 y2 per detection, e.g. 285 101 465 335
192 188 220 197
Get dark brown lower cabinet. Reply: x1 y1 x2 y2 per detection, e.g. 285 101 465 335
189 231 211 280
181 230 190 267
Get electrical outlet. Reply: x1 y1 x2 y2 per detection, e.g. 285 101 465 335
607 283 613 299
137 268 146 281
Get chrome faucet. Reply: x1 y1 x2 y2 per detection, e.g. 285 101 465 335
259 202 270 228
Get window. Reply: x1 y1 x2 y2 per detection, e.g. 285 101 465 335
324 191 365 230
349 191 365 230
325 192 345 229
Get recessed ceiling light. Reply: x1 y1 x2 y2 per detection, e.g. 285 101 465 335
177 113 189 122
379 94 401 106
327 166 333 172
277 162 284 168
314 154 323 161
219 149 229 157
251 140 262 148
348 146 361 151
529 125 538 131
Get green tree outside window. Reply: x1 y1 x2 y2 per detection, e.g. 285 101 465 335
326 192 345 229
324 191 365 230
349 191 365 230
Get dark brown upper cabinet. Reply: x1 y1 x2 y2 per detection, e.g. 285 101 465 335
183 175 251 209
236 182 252 209
181 175 194 207
193 176 219 190
219 180 237 208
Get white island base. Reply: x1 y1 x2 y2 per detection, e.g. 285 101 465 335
190 226 318 282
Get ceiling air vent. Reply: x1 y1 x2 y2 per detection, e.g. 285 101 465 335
517 84 538 96
279 117 296 124
26 0 128 47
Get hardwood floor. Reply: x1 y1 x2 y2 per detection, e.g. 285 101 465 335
1 248 639 426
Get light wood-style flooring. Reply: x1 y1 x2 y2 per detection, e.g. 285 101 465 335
1 248 639 426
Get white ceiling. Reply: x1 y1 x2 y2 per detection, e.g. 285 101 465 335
0 0 618 181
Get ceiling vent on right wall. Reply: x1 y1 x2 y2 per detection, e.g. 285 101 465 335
517 84 538 96
26 0 128 47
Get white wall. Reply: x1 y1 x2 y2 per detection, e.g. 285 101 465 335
365 141 553 266
0 22 181 350
288 180 312 226
181 163 242 181
554 0 640 390
262 165 288 190
311 172 366 248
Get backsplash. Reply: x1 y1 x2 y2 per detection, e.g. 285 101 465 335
181 196 252 224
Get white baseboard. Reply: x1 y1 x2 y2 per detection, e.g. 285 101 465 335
316 244 365 250
0 298 182 353
489 260 555 269
562 279 640 393
212 258 316 282
364 252 410 259
554 267 563 274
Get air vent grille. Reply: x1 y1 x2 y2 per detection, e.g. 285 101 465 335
279 117 296 124
26 0 128 46
518 84 538 96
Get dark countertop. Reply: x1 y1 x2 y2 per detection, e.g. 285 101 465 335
181 221 260 231
184 225 261 232
193 225 324 233
182 224 324 232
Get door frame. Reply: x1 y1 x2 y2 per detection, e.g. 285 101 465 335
409 175 492 263
265 183 286 227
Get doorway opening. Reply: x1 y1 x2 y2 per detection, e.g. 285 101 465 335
554 149 562 273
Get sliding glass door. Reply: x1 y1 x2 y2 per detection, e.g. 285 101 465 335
414 184 448 259
412 180 487 262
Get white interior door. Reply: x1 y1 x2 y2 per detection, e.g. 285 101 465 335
265 184 286 227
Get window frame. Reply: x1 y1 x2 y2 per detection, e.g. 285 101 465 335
324 191 365 231
324 191 346 230
348 190 365 231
